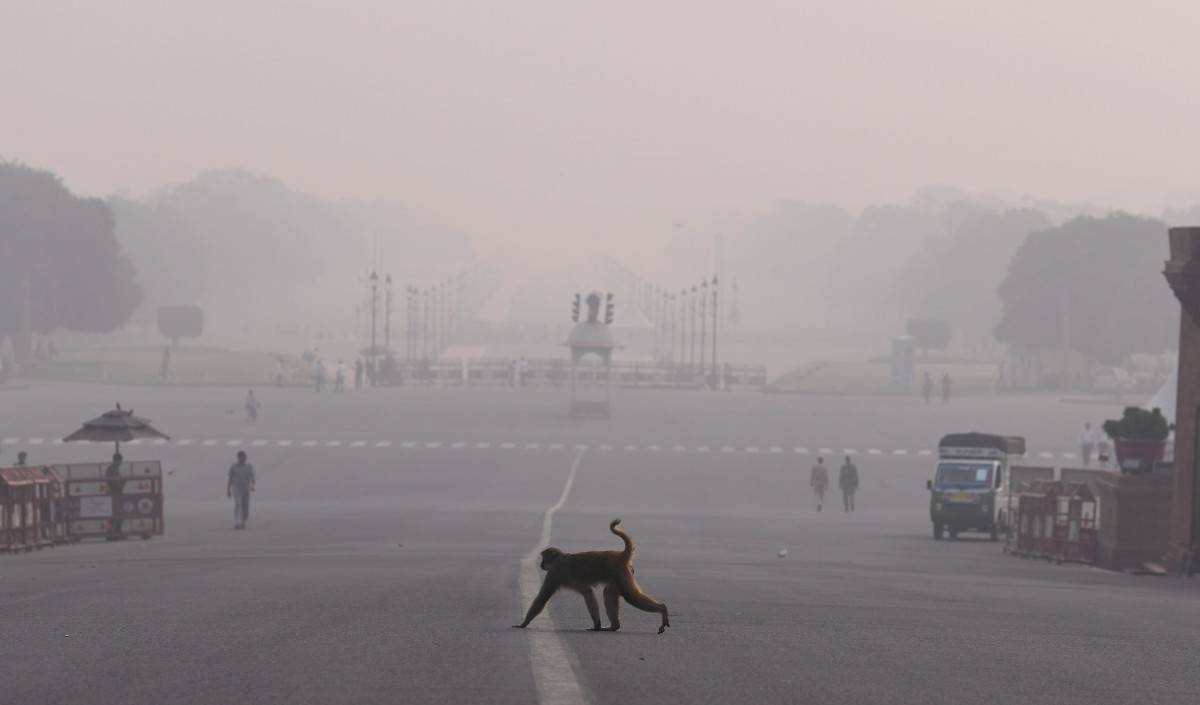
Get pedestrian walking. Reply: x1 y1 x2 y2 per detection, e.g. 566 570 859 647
335 360 346 392
922 373 933 405
1096 429 1113 468
354 358 364 388
1079 422 1096 467
244 389 259 423
276 357 284 387
839 456 859 512
810 457 829 511
105 452 126 537
941 373 952 403
227 450 256 530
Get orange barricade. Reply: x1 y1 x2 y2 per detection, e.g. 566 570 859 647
55 461 165 541
0 466 55 553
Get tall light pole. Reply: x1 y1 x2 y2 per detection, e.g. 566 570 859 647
384 274 392 353
710 275 719 390
689 285 698 373
679 289 687 371
700 279 708 377
422 288 431 361
369 270 379 383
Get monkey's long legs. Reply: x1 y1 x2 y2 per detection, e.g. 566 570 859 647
583 589 603 630
602 582 622 631
617 576 670 634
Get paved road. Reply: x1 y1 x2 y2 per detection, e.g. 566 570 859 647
0 382 1194 704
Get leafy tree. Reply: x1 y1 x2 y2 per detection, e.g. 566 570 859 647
994 213 1176 364
0 162 142 361
110 198 206 322
897 205 1052 343
157 305 205 346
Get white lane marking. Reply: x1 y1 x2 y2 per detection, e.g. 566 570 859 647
769 447 783 454
227 440 242 446
746 446 760 453
426 442 442 449
302 441 318 447
697 446 711 452
843 448 857 455
1039 452 1053 459
203 440 219 446
476 442 491 449
647 445 662 451
721 446 735 452
52 439 65 445
672 445 687 452
278 440 293 447
351 441 367 448
3 438 19 444
376 441 392 448
599 444 612 451
918 450 932 456
401 442 417 448
451 442 466 449
549 443 564 450
252 440 268 446
518 450 587 705
526 443 541 450
623 445 637 451
794 447 809 454
152 439 168 446
27 438 44 445
819 448 833 454
501 442 515 449
177 439 193 446
326 441 342 447
127 439 142 445
574 444 588 450
1062 452 1078 459
868 449 882 455
894 449 908 456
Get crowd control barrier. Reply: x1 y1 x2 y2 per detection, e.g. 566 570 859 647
54 461 165 541
0 465 58 552
1005 480 1097 565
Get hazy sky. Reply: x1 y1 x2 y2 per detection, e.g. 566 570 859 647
4 0 1199 252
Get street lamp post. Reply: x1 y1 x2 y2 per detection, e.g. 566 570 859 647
700 279 708 378
679 290 687 372
422 288 431 361
369 270 379 385
711 275 719 390
689 285 698 373
384 274 392 352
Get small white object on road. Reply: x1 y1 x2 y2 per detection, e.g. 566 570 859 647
777 548 788 558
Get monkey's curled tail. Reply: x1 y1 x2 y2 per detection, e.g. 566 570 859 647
610 518 634 560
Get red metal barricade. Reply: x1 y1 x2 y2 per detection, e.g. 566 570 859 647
1009 480 1097 565
36 465 68 545
54 461 165 541
0 466 55 552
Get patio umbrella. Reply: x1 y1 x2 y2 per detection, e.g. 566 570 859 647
62 404 170 455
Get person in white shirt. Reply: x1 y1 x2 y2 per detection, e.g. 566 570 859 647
1079 422 1097 467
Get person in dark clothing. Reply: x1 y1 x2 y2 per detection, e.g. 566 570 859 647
839 456 859 512
106 453 126 537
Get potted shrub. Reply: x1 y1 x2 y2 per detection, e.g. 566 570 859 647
1103 406 1171 475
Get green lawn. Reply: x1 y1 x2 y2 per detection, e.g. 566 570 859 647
768 359 1001 396
29 346 309 386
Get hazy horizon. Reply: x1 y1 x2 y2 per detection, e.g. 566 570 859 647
6 1 1200 255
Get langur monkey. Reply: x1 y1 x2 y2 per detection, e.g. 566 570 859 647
513 518 670 634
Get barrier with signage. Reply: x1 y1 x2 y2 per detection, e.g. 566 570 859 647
54 461 165 540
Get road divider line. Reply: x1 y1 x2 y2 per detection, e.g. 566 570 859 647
519 450 588 705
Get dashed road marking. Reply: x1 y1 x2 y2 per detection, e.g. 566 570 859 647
599 444 612 451
500 442 515 449
647 445 662 451
227 440 242 446
918 450 933 456
526 443 541 450
746 446 760 453
623 445 637 451
769 447 783 454
672 445 687 452
819 448 833 454
203 440 219 446
351 441 367 448
476 442 491 449
549 443 564 450
177 439 193 446
426 442 442 448
518 449 587 705
27 438 44 445
401 442 417 448
302 440 318 447
894 449 908 455
868 449 882 455
326 441 342 447
376 441 391 448
252 440 268 446
697 446 711 452
450 442 466 449
795 447 809 454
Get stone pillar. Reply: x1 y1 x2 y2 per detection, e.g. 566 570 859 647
1096 472 1172 571
1163 227 1200 574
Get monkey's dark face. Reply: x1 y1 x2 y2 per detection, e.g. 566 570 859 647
540 547 564 571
